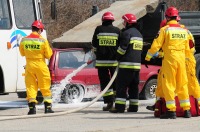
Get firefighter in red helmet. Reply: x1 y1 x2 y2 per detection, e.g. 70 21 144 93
32 20 44 32
92 12 121 111
147 15 200 113
19 20 54 115
145 7 191 119
109 13 143 113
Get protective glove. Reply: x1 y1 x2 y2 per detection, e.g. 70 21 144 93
145 52 153 61
145 56 152 61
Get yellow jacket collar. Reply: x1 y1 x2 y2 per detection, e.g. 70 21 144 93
167 20 178 25
32 31 40 35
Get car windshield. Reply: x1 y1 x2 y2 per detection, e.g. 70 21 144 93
58 50 95 69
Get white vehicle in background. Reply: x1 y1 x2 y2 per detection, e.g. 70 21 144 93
0 0 47 96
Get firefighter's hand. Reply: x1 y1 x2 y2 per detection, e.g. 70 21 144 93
145 52 153 61
145 56 151 61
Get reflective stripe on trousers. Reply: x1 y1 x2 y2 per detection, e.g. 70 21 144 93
115 98 126 105
28 98 38 103
103 89 114 97
166 100 176 111
129 99 139 106
43 96 52 103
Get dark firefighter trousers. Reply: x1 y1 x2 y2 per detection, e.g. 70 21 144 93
97 67 116 104
115 68 140 111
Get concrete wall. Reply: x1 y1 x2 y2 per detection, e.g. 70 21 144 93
53 0 159 43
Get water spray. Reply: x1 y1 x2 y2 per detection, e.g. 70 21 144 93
51 59 95 103
0 61 118 121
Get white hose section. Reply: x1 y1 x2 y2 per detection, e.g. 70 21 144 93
0 66 118 121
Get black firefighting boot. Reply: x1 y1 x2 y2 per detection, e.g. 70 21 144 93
160 111 176 119
103 102 113 111
28 102 36 115
184 110 191 118
146 104 155 111
109 107 125 113
127 105 138 112
44 102 54 114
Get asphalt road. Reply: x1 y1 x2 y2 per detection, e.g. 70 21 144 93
0 93 200 132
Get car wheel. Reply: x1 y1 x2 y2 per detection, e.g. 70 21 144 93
62 84 85 104
142 79 157 100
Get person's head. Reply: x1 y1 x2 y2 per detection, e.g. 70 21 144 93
102 12 115 22
165 6 179 22
122 13 137 28
31 20 44 34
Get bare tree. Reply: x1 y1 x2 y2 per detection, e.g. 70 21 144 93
41 0 110 43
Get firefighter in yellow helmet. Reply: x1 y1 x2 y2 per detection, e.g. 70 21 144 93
19 20 54 115
145 7 191 119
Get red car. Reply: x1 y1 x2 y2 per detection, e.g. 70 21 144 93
139 64 160 99
48 47 160 103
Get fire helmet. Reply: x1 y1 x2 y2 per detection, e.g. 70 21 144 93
165 7 179 17
122 13 137 24
102 12 115 21
32 20 44 32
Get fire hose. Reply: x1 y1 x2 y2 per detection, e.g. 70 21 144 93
0 60 119 121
